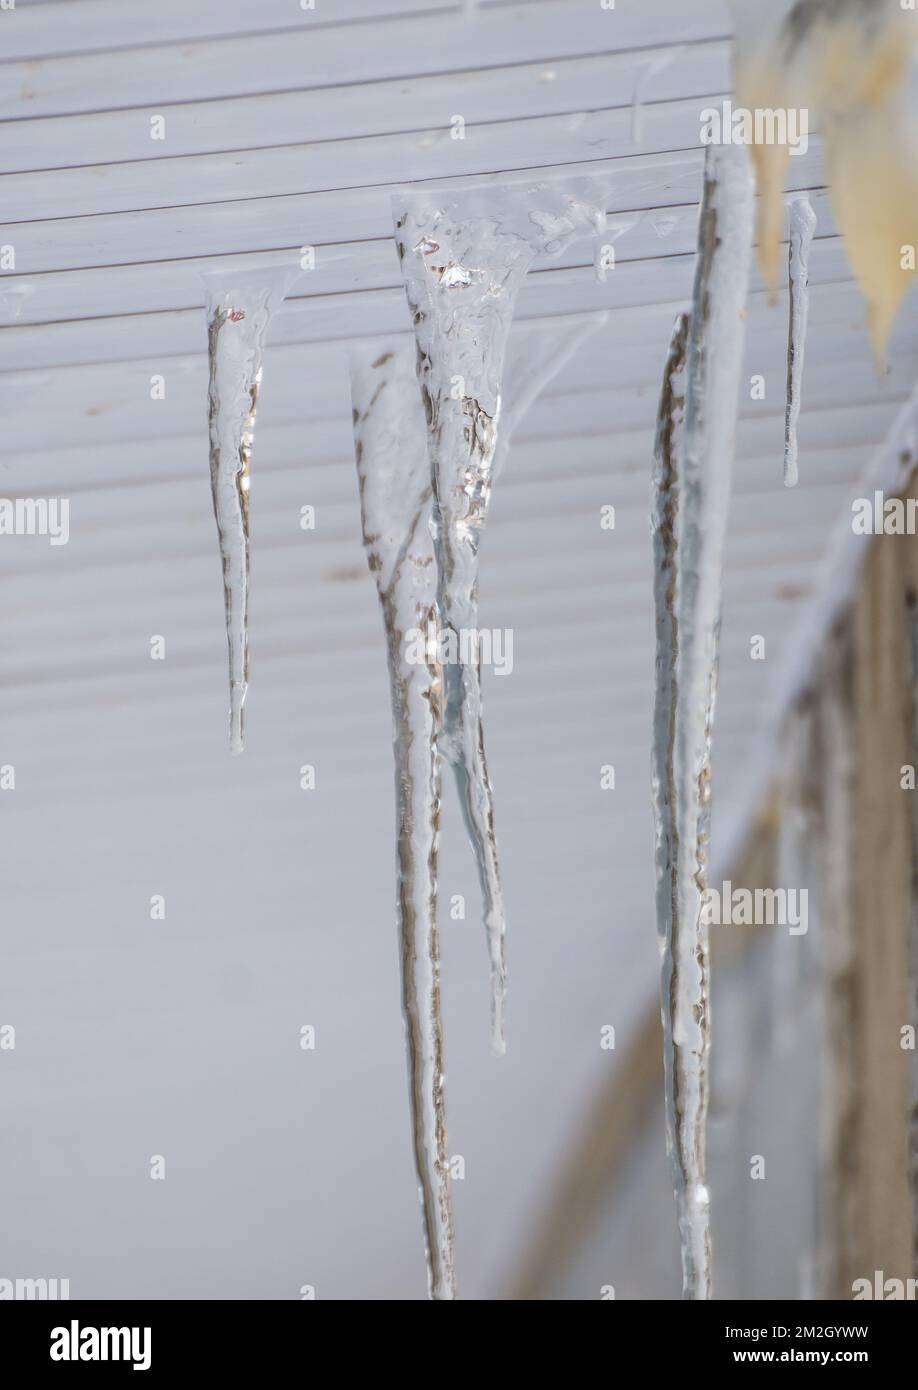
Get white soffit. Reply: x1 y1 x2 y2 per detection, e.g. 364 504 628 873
0 0 909 1298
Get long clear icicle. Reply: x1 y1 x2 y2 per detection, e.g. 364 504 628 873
448 313 608 1057
203 267 296 753
349 317 603 1296
350 343 454 1300
393 180 607 1053
651 144 755 1300
468 311 608 1053
784 196 817 488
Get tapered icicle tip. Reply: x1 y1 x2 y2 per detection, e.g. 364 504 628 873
350 341 457 1302
679 1183 712 1301
229 685 246 756
203 264 298 758
651 142 754 1302
393 183 609 1061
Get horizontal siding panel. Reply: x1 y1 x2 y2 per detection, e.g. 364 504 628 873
3 222 865 375
0 1 730 119
0 0 459 63
2 46 730 174
0 148 826 291
2 99 728 223
2 345 911 454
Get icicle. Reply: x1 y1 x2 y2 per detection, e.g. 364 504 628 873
784 196 816 488
350 342 454 1300
203 266 296 753
349 316 604 1296
651 311 695 1288
393 180 607 1053
469 311 608 1054
650 144 755 1300
456 312 608 1057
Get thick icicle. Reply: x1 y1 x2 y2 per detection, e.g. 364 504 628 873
651 312 695 1289
349 315 603 1295
350 342 454 1300
784 196 816 488
650 144 755 1300
393 180 607 1052
203 268 295 753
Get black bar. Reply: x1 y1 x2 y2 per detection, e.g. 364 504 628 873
0 1299 913 1374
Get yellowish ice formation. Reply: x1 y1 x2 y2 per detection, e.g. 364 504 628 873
732 0 918 362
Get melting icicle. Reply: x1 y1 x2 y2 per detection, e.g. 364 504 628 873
651 144 755 1300
349 314 604 1296
203 267 296 753
784 196 817 488
350 342 454 1300
651 311 695 1288
457 312 606 1055
393 179 608 1053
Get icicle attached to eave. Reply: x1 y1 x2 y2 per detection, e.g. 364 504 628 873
392 178 608 1054
202 265 298 754
651 143 755 1300
348 309 604 1295
349 340 455 1301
